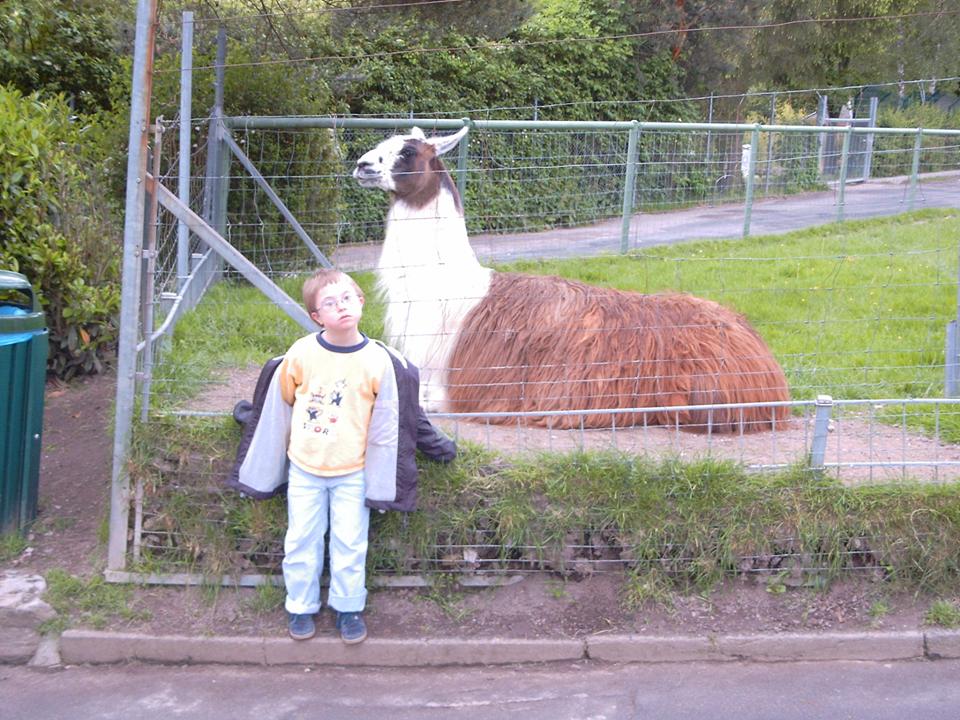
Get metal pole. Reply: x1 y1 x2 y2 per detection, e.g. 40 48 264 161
764 93 776 194
205 28 228 286
816 95 829 176
808 395 834 472
705 92 714 165
907 129 923 210
836 127 851 222
176 12 193 290
456 118 470 205
202 28 226 226
862 96 878 181
140 123 163 423
742 125 760 237
109 0 157 572
212 28 228 237
950 225 960 395
140 126 163 422
619 121 640 253
946 321 958 396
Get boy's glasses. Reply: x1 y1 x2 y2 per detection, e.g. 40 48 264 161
316 291 359 312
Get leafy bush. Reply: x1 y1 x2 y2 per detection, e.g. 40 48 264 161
0 86 120 378
872 105 960 178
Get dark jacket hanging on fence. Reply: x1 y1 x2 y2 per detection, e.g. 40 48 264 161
227 340 456 511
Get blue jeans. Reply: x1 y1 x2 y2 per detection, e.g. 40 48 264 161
283 462 370 615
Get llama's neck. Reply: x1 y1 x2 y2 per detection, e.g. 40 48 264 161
377 191 485 278
374 188 492 410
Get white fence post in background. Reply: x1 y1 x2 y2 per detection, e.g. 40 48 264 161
808 395 834 473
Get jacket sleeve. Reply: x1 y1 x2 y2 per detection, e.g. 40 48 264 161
416 405 457 463
363 346 400 503
227 356 291 499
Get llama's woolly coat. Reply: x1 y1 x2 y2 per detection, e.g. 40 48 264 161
447 273 790 430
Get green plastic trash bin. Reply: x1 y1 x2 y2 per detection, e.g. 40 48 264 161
0 270 48 535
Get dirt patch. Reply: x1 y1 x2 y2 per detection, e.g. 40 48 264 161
440 412 960 485
105 571 927 641
11 373 114 576
0 371 945 640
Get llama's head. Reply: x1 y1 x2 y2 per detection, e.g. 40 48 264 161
353 126 469 210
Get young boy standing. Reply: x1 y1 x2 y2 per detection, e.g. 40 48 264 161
277 268 390 644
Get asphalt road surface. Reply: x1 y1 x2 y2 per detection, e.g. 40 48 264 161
333 173 960 270
3 659 959 720
472 175 960 263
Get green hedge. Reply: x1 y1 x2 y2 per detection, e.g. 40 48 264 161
873 105 960 178
0 86 119 378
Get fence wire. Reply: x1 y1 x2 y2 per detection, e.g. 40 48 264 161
119 117 960 584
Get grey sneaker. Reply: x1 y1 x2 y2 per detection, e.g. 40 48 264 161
335 611 367 644
288 612 316 641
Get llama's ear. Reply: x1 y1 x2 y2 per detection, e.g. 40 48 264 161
409 127 426 140
425 126 469 156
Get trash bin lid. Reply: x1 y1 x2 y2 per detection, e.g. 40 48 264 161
0 270 46 341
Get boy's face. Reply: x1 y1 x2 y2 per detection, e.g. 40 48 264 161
309 278 364 332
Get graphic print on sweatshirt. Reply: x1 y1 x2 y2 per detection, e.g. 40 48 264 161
303 379 348 439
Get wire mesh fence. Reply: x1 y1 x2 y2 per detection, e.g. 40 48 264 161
117 113 960 585
126 395 960 585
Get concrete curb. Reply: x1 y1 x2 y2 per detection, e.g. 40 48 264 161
586 631 925 663
51 628 960 667
59 630 585 667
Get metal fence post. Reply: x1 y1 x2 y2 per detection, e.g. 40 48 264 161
946 321 959 396
816 95 829 176
862 96 878 181
948 222 960 396
705 92 714 165
204 28 228 229
177 11 193 291
210 29 228 282
907 129 923 211
619 121 640 254
808 395 834 472
140 123 163 423
109 0 157 573
836 127 851 222
457 117 471 205
764 93 776 194
742 125 760 237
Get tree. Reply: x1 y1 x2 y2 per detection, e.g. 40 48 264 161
609 0 765 96
0 0 129 115
749 1 902 92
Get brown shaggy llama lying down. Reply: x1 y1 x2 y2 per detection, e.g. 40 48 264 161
353 127 790 432
448 273 790 431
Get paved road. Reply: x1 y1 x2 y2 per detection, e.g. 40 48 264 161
472 174 960 262
334 173 960 269
3 659 959 720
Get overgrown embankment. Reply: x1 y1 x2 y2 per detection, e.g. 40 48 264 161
132 430 960 596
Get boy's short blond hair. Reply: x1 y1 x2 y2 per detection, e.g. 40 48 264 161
302 269 364 314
